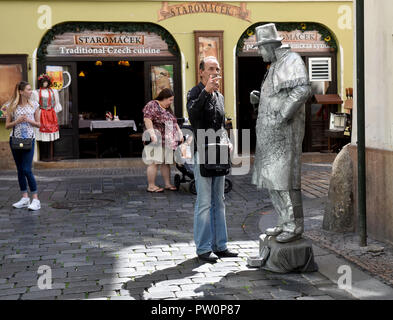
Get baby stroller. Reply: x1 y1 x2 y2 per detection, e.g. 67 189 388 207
174 123 232 195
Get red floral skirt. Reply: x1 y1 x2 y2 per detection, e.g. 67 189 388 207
40 108 59 133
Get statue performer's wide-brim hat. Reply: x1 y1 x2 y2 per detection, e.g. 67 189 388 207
253 23 283 48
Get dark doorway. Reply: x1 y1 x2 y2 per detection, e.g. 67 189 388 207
77 60 145 124
237 56 269 154
77 60 145 158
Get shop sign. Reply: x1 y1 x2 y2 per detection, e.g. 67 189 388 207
242 30 332 53
75 34 144 46
46 31 174 57
158 1 251 22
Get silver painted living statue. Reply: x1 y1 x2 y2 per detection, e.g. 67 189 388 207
251 23 312 243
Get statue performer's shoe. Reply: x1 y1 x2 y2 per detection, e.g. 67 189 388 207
265 226 283 236
276 232 302 243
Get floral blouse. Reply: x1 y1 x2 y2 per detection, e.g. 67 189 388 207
142 100 179 150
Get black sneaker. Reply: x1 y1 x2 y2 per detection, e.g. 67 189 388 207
198 252 218 263
213 249 238 258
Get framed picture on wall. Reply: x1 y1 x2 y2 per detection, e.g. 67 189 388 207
194 31 224 94
151 64 175 111
151 64 174 99
0 55 28 118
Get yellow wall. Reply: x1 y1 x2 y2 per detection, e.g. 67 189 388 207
0 122 9 140
0 0 354 141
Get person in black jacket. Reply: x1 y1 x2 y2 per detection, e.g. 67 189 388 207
187 56 237 263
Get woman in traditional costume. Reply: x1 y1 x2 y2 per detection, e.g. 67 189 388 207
31 74 62 160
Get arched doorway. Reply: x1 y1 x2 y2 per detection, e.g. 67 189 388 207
236 22 339 153
37 22 181 160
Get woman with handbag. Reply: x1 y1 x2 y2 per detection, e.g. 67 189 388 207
5 81 41 211
142 88 183 193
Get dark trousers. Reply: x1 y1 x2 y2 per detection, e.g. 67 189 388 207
9 139 38 193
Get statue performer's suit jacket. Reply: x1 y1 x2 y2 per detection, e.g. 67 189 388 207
252 45 312 191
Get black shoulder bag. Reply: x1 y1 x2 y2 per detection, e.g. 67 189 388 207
199 142 231 177
10 125 33 151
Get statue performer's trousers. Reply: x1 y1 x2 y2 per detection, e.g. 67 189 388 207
269 190 304 235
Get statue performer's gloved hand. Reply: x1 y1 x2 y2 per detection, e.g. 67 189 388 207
277 112 290 126
250 90 260 105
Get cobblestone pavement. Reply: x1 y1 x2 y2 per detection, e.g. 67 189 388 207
0 163 359 300
301 170 330 199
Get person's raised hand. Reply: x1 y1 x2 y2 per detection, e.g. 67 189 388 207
250 90 260 105
205 75 221 94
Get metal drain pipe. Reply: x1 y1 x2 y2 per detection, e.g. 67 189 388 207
356 0 367 247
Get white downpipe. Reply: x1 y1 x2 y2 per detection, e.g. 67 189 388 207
340 45 345 112
181 51 187 119
232 45 238 155
32 48 37 90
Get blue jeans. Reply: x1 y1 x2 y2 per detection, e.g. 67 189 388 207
193 152 228 255
9 139 38 194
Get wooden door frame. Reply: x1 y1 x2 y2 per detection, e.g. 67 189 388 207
39 56 182 158
144 58 182 118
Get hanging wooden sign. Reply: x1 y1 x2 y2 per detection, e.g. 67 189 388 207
158 1 251 22
45 31 174 57
242 30 333 54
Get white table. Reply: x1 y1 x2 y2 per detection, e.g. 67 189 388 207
78 119 92 129
79 120 137 131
